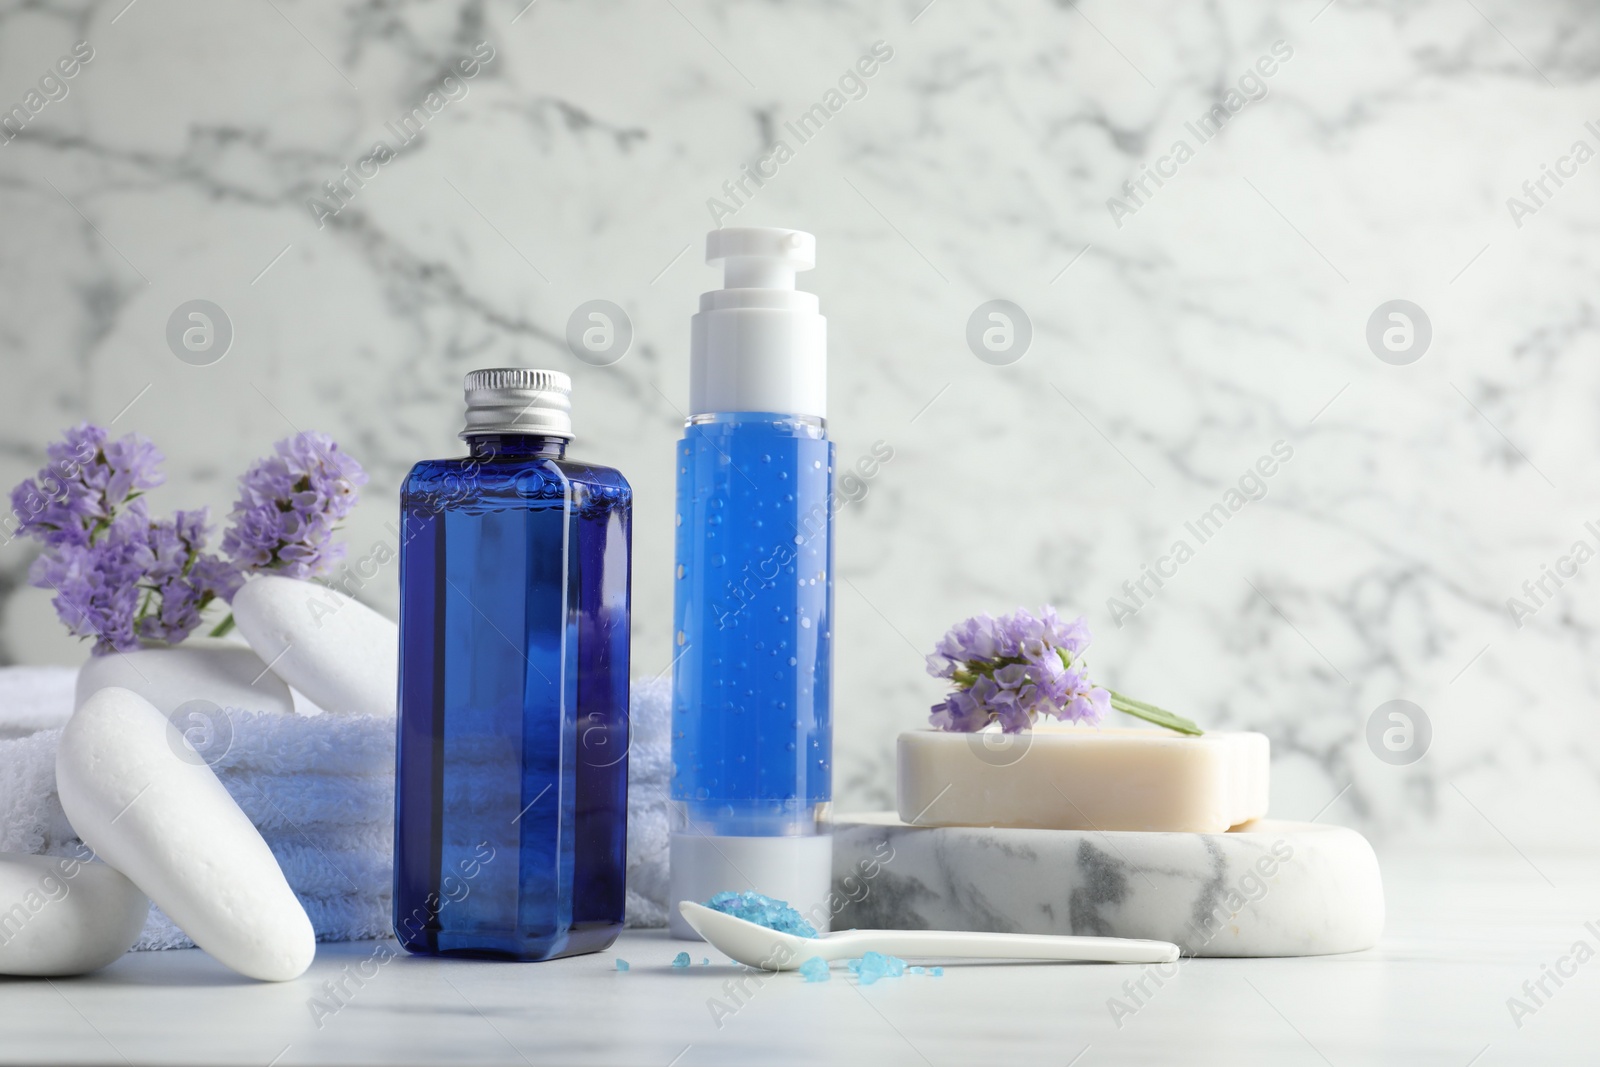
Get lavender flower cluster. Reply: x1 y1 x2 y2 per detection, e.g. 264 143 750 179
926 606 1111 733
8 424 365 656
8 425 238 654
221 432 366 580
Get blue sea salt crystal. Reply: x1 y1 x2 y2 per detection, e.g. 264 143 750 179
909 966 925 975
671 952 691 969
799 956 831 982
701 958 710 966
856 954 887 985
929 966 944 977
850 951 908 986
615 959 630 972
704 891 819 938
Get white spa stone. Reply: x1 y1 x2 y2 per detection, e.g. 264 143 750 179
55 687 316 981
0 852 149 976
898 725 1269 833
232 575 397 717
73 637 294 717
833 814 1384 957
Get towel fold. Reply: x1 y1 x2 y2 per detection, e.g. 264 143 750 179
225 767 396 833
0 664 673 948
258 834 392 898
136 891 394 951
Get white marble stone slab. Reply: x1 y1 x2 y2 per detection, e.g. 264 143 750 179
831 813 1382 957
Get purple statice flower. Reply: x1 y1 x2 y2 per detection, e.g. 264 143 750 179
8 423 165 549
29 505 154 654
927 607 1110 733
9 424 249 655
934 684 992 735
139 508 242 645
925 605 1091 681
222 432 367 580
26 504 241 655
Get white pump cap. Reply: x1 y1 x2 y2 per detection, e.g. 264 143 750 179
689 227 827 419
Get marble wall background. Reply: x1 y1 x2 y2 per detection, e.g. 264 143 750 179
2 0 1596 850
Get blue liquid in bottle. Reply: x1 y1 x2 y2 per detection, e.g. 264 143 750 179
668 227 834 930
395 371 630 961
672 412 833 834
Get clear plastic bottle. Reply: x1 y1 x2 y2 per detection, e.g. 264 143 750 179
395 369 631 960
670 229 834 938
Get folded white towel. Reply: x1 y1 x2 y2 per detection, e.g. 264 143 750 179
0 665 674 948
624 673 672 928
0 667 74 740
136 891 394 951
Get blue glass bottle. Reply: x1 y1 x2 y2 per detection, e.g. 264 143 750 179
669 228 835 936
395 369 631 961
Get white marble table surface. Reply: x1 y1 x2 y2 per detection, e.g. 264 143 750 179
3 849 1596 1066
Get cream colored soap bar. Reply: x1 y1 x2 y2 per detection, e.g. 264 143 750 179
897 726 1269 833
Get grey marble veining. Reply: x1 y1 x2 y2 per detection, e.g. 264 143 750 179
831 814 1384 957
0 1 1597 858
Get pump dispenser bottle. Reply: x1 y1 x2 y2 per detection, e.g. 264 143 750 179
670 228 833 939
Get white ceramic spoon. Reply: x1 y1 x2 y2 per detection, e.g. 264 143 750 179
678 901 1180 971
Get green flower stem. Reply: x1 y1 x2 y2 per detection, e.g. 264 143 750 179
1109 691 1203 736
208 613 236 639
953 656 1028 688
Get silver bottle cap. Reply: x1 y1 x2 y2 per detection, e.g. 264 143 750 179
460 368 574 439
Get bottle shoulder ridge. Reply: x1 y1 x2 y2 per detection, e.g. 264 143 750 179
562 458 632 495
403 455 467 484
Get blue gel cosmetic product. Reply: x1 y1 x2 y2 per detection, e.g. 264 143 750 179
669 228 834 939
395 369 631 960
